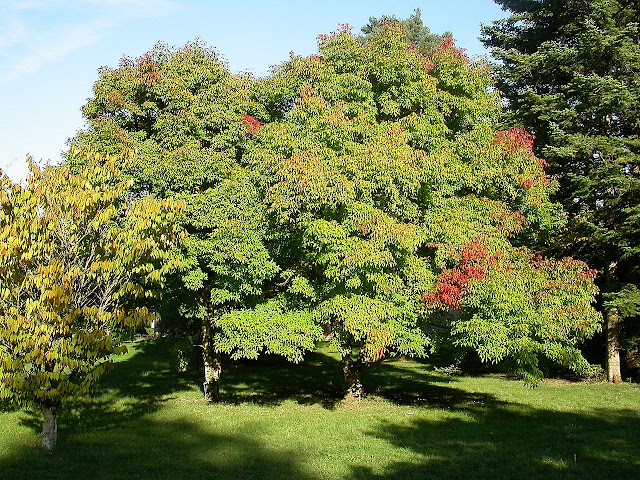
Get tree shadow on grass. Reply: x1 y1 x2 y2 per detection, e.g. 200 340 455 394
15 339 200 434
1 417 318 480
350 405 640 480
3 340 639 480
1 339 317 480
221 349 498 411
1 400 19 413
366 359 501 409
220 349 345 408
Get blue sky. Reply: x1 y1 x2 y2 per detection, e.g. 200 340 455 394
0 0 506 180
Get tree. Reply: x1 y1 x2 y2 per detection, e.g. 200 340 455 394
482 0 640 381
361 8 448 57
71 41 320 402
0 151 182 450
248 23 600 398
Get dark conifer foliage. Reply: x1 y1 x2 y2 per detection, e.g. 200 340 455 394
483 0 640 381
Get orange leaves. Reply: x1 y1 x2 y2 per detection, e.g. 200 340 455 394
363 329 392 362
241 115 263 135
265 151 356 222
423 240 502 311
135 52 158 86
489 208 528 237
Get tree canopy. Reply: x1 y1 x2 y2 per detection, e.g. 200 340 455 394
482 0 640 381
361 8 448 57
0 151 182 450
68 18 603 401
72 41 320 401
247 23 600 393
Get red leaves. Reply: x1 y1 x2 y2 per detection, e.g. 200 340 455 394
579 268 598 279
518 178 536 189
423 241 501 311
494 128 553 190
135 52 158 86
494 127 535 154
242 115 263 135
424 36 469 70
316 33 329 45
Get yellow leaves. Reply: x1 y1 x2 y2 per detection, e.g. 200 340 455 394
363 329 392 362
0 153 181 407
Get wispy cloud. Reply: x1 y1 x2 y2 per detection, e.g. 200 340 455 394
0 17 26 49
5 0 179 14
0 21 112 86
0 0 178 85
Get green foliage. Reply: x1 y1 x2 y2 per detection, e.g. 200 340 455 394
453 253 601 383
69 19 602 389
249 22 599 384
361 8 449 57
215 300 321 362
482 0 640 363
604 285 640 320
0 152 182 409
71 41 318 367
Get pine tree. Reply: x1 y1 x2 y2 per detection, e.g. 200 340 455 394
482 0 640 381
361 8 448 57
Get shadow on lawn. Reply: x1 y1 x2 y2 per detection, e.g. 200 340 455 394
222 345 496 411
16 340 200 434
3 418 316 480
2 340 317 480
349 406 640 480
2 340 639 480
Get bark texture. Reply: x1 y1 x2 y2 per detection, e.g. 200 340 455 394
606 306 623 383
41 405 57 452
201 296 221 402
342 355 367 400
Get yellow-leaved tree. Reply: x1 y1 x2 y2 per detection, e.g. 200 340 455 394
0 150 183 451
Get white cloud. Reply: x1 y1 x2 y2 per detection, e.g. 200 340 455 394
0 0 179 86
0 18 26 49
4 0 177 12
0 20 111 86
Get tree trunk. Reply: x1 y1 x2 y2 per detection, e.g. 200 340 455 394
605 261 623 383
201 297 221 402
203 344 221 402
342 355 367 400
606 306 623 383
41 404 57 452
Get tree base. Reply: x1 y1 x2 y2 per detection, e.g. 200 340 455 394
342 356 367 401
203 380 220 403
344 384 365 402
41 405 57 452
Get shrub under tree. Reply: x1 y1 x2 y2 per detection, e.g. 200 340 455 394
482 0 640 381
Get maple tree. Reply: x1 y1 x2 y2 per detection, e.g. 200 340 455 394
0 150 182 450
248 22 600 397
72 41 319 402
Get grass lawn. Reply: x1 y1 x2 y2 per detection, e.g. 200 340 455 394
1 339 639 480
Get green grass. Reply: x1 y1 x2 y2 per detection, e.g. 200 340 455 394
1 340 639 480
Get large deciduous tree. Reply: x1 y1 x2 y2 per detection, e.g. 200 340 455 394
248 23 600 398
482 0 640 381
0 151 182 450
71 41 320 402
